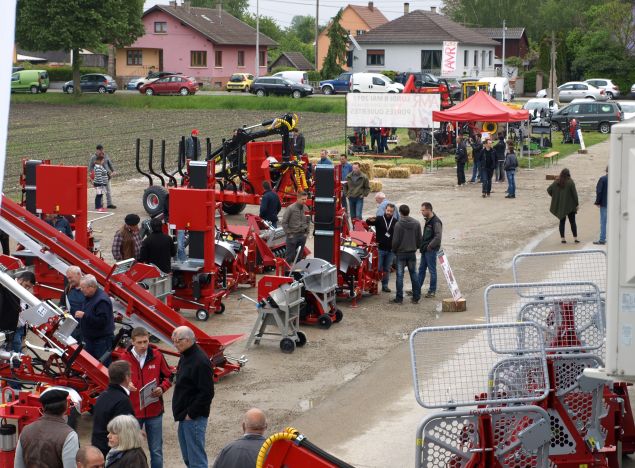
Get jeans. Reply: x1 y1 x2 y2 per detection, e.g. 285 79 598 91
285 235 307 265
139 415 164 468
382 135 389 153
559 212 578 238
599 206 607 242
176 230 187 262
395 252 420 301
418 249 438 293
105 180 113 206
95 193 103 210
496 161 505 182
470 160 481 182
456 162 466 185
177 417 208 468
12 326 25 353
371 133 379 152
84 335 113 365
482 169 493 194
506 170 516 196
378 249 394 288
348 197 363 219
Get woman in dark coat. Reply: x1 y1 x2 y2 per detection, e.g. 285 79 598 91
548 168 579 243
105 415 148 468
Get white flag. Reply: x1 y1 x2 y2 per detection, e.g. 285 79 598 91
441 41 458 77
0 1 18 203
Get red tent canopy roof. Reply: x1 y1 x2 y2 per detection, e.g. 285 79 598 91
432 91 529 122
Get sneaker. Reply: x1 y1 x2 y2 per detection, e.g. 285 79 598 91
405 290 413 296
97 208 107 212
389 298 403 304
382 286 391 293
593 240 606 245
424 292 436 298
107 204 117 209
482 194 486 198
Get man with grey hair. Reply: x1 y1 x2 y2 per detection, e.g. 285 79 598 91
374 192 399 220
59 266 84 341
172 326 214 468
212 408 267 468
75 275 115 364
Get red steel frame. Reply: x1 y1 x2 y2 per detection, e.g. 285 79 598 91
0 391 46 468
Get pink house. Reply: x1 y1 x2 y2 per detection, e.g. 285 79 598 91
116 2 277 87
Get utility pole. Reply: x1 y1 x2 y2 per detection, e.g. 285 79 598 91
315 0 319 71
501 19 506 77
255 0 260 77
550 31 558 101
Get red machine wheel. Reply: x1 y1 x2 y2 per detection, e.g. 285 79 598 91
318 315 332 329
280 338 296 353
295 331 307 347
214 303 226 315
196 309 209 321
334 309 343 323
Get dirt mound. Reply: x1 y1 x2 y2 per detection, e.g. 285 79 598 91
388 142 431 158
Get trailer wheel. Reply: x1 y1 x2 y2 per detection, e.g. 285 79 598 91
318 314 332 329
196 309 209 321
295 331 307 347
221 179 249 215
142 186 169 216
334 309 343 323
280 338 296 353
214 303 226 314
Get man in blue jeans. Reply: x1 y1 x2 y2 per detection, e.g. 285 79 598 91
418 202 443 298
172 326 214 468
366 203 397 293
593 166 608 245
390 204 422 304
344 162 370 220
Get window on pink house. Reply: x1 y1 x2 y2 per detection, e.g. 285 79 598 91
154 22 167 33
215 51 223 67
259 50 266 66
127 50 142 66
237 51 245 67
191 51 207 67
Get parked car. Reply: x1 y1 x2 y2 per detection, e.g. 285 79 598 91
63 74 117 94
226 73 254 92
272 70 310 85
585 78 620 99
249 77 312 98
351 73 404 93
523 98 559 123
11 69 49 93
394 72 438 87
536 82 607 102
126 77 143 90
319 72 352 95
139 75 198 96
616 101 635 120
445 78 462 100
549 101 622 134
133 71 182 90
479 77 513 101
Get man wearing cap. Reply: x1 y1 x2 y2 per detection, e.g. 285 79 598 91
185 129 202 161
88 144 116 209
14 388 80 468
112 214 142 262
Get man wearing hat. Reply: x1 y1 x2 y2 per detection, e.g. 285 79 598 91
185 129 202 161
112 214 142 262
88 144 116 209
14 388 79 468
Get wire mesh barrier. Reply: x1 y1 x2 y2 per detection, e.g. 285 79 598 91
409 323 548 409
511 250 607 296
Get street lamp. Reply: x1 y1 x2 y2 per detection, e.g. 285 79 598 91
255 0 260 78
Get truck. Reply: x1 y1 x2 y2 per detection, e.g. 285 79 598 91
319 72 352 95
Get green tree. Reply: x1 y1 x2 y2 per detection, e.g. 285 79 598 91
243 14 284 42
190 0 249 19
289 15 316 44
16 0 143 95
321 9 348 78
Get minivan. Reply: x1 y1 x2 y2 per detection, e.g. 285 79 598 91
549 101 622 134
478 77 512 102
351 73 404 93
11 69 49 93
272 71 309 85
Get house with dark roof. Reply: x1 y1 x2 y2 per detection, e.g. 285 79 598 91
269 52 314 72
352 7 498 78
317 1 388 72
116 1 276 86
473 27 529 60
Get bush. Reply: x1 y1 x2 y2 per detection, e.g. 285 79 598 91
524 69 537 94
307 70 321 82
16 63 107 81
383 70 398 81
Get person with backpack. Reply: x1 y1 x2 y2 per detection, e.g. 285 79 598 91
504 142 519 199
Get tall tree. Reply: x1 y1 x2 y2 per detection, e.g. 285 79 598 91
289 15 316 44
190 0 249 19
16 0 143 95
321 9 348 78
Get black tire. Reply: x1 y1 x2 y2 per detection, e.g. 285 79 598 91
322 86 333 95
180 87 189 96
353 89 360 93
221 179 248 215
214 303 225 315
145 88 154 96
599 121 611 134
98 86 106 94
66 86 74 94
196 309 209 321
606 92 614 100
318 314 332 329
30 86 39 94
142 186 169 216
295 331 307 347
334 309 343 323
280 338 296 353
292 90 302 99
256 89 266 97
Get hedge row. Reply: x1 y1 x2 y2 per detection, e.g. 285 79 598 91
15 62 107 81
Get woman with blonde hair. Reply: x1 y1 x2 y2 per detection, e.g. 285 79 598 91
105 415 148 468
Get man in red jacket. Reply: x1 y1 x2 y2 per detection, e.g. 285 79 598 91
120 326 172 468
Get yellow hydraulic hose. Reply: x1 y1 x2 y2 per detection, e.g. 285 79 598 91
256 427 300 468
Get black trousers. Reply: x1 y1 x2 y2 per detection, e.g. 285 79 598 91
559 212 578 238
457 162 466 185
0 230 9 255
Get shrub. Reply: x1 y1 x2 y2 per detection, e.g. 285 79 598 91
307 70 321 82
524 69 537 94
382 70 398 81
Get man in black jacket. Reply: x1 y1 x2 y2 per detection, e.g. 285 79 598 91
172 325 214 468
366 203 397 293
139 217 176 273
455 135 468 186
259 181 282 227
292 128 305 156
91 361 134 457
494 132 506 182
75 275 115 364
593 166 608 245
390 205 422 304
482 139 497 198
469 134 483 183
418 202 443 298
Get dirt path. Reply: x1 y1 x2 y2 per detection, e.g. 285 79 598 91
72 139 611 466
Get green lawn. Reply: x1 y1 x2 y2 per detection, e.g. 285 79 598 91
10 92 345 114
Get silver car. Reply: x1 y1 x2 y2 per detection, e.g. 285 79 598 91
585 78 620 99
537 81 607 102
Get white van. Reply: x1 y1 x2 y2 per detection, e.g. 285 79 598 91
479 77 512 102
273 70 309 85
351 73 404 93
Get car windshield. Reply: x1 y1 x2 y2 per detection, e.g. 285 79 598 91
104 75 114 81
383 77 394 84
229 74 244 82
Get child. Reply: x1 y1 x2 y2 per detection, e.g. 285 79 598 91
93 154 109 212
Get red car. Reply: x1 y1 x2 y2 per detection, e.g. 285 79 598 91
139 75 199 96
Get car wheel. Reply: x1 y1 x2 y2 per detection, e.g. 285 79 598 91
98 86 106 94
322 86 333 95
145 88 154 96
179 87 189 96
388 90 396 93
599 121 611 134
550 122 561 132
227 89 231 92
30 86 39 94
66 86 74 94
256 89 266 97
353 89 360 93
292 90 302 99
606 92 614 100
585 96 596 100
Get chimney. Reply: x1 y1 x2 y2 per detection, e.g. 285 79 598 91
169 0 176 5
403 2 409 15
430 6 437 13
183 0 191 12
368 1 374 11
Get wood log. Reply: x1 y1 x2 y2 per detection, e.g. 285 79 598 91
442 298 467 312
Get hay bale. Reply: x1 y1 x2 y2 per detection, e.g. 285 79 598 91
387 167 410 179
400 164 424 174
374 163 394 170
358 161 374 179
373 167 388 178
369 179 383 192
